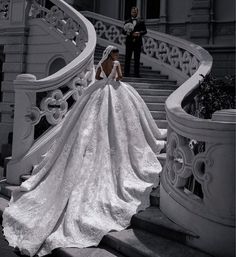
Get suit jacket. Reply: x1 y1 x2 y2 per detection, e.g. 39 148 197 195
123 18 147 46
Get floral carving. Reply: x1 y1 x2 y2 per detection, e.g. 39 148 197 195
166 132 194 188
29 0 87 51
40 90 68 125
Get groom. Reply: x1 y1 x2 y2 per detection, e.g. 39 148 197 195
123 6 147 77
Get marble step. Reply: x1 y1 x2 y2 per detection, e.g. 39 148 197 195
150 186 160 207
129 82 177 90
126 73 168 79
141 95 168 103
102 228 211 257
155 120 167 129
150 111 166 120
53 245 126 257
94 57 153 71
0 180 18 199
136 88 173 96
146 103 165 111
131 207 199 244
123 77 176 84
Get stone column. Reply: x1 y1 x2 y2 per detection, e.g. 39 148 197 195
0 0 29 168
159 0 167 33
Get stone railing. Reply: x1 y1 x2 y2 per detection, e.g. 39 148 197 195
83 11 235 257
82 11 200 84
6 0 96 185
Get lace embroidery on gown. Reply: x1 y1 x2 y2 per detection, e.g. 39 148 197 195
2 60 166 257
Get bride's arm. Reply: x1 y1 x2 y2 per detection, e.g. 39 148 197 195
95 66 103 80
116 62 123 81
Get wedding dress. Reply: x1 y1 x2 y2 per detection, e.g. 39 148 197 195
2 47 166 257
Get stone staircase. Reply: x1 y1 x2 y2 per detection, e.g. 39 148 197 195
0 45 213 257
0 181 213 257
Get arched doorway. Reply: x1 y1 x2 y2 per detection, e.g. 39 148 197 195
48 57 66 76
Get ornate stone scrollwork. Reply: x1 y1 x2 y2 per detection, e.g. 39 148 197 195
0 0 10 20
180 51 191 75
62 17 78 40
118 34 126 46
192 151 212 198
168 46 182 68
143 38 158 57
105 25 120 42
76 29 87 52
190 56 199 75
158 42 169 63
25 107 41 125
166 132 194 188
94 21 106 37
30 1 86 51
45 6 64 27
40 90 68 125
69 72 89 101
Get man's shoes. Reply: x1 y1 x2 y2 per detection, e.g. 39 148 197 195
135 74 141 78
124 73 130 77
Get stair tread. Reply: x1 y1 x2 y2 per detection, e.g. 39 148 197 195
0 194 9 216
123 77 176 83
104 228 211 257
132 206 198 238
53 245 126 257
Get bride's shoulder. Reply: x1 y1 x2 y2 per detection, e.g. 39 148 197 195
113 60 120 66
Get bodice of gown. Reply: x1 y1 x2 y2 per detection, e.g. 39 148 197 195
99 60 119 81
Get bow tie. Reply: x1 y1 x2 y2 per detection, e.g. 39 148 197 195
132 18 137 20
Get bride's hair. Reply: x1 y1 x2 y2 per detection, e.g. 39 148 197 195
108 48 119 59
96 45 119 72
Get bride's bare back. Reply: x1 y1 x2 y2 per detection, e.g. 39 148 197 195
95 51 123 80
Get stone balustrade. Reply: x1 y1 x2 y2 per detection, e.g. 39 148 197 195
82 11 200 84
6 0 96 185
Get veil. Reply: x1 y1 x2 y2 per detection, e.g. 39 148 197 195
95 45 117 72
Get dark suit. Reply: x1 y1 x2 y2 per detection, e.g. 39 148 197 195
123 18 147 77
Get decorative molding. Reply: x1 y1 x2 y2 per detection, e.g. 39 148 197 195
0 0 10 20
29 0 88 51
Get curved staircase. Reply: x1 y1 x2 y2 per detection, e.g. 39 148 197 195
0 2 234 257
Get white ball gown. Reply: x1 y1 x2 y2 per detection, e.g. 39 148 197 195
2 59 166 257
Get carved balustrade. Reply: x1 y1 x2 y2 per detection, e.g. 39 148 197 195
83 11 200 83
7 0 96 185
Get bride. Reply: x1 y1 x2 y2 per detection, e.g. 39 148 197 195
2 45 166 257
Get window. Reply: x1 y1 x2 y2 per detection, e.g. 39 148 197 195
48 57 66 76
146 0 160 19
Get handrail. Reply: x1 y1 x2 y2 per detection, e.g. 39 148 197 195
7 0 96 185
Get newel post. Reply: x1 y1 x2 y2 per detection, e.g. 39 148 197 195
6 74 37 185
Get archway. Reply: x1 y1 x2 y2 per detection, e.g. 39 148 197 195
48 57 66 76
